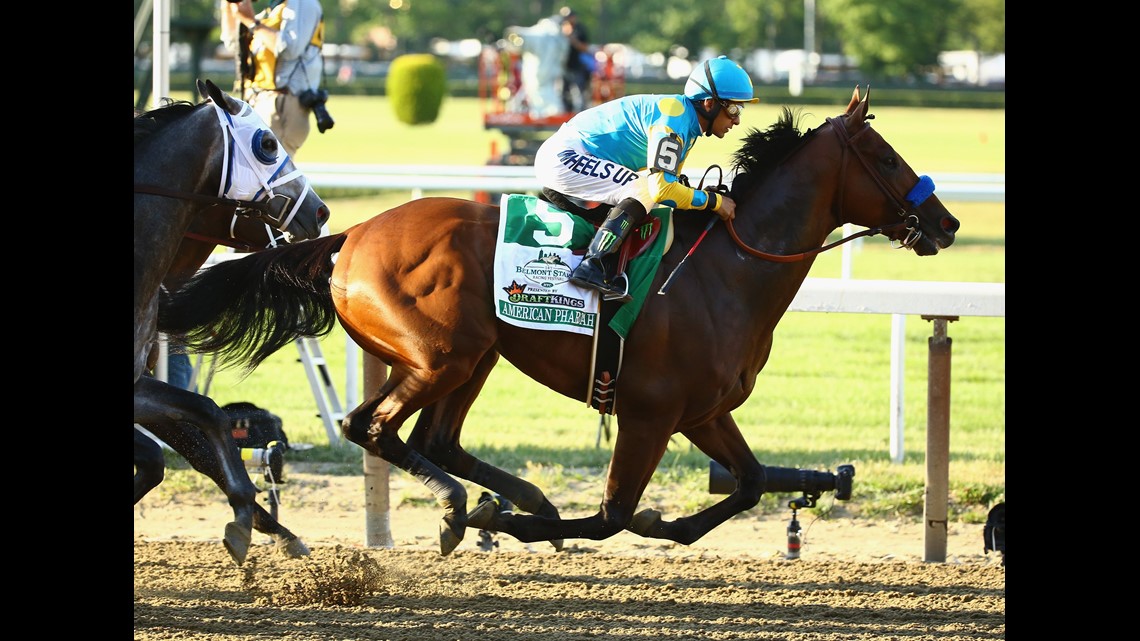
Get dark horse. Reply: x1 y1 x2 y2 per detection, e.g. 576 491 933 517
134 207 310 558
162 88 958 556
135 79 328 564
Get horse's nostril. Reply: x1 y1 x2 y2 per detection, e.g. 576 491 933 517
942 216 960 233
318 206 330 224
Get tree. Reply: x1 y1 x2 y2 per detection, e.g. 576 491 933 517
946 0 1004 53
137 0 1004 87
826 0 964 80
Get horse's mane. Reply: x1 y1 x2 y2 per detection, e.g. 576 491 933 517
728 106 809 201
134 99 199 146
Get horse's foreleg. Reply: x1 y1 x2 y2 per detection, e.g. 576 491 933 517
134 427 165 503
342 384 468 556
134 377 256 565
627 414 764 545
139 422 310 558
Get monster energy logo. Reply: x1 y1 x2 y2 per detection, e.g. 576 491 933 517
597 230 619 252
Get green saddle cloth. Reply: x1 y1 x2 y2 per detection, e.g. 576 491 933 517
500 194 671 339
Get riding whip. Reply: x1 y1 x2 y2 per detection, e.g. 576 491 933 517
657 214 719 295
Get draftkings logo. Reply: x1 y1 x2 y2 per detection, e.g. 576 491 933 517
498 251 595 331
500 280 585 309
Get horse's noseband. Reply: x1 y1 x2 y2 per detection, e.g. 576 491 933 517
237 193 295 228
826 116 934 250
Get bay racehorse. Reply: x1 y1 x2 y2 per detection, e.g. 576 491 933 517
134 79 328 564
160 87 958 555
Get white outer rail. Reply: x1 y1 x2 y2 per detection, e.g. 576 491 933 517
790 278 1004 316
297 164 1005 204
789 278 1003 472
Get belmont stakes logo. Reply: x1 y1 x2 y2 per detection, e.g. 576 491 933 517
501 251 588 310
518 250 573 289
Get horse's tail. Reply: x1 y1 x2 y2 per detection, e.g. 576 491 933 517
158 233 347 372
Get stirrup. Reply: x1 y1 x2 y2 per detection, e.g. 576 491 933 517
570 268 632 303
571 252 633 302
588 271 633 301
596 273 631 303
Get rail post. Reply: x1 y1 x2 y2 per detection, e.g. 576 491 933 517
922 315 956 562
362 354 394 547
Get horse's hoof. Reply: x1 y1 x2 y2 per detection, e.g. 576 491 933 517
466 500 496 529
440 519 465 556
629 509 662 537
550 539 564 552
223 521 253 566
275 536 311 558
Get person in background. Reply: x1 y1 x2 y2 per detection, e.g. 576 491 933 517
167 348 195 392
534 56 758 302
559 6 592 113
219 0 327 158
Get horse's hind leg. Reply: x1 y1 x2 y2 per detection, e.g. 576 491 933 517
134 427 165 503
626 413 765 544
468 417 673 544
140 421 310 558
405 351 564 549
134 376 256 565
410 406 562 523
341 367 472 556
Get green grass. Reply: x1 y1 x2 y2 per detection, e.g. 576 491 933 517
322 96 1001 171
307 96 1005 174
152 93 1005 524
146 92 1004 174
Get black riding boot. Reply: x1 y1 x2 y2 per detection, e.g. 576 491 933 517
569 198 649 303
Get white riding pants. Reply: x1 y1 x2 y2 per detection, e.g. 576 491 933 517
534 124 657 213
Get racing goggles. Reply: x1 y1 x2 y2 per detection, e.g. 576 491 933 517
720 101 745 118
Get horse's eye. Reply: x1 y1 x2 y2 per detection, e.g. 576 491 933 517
882 156 898 170
251 129 278 165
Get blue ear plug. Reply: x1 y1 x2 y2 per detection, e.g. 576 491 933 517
905 175 935 206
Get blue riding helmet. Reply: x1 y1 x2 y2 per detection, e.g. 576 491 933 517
684 56 759 103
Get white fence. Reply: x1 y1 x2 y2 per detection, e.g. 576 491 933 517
296 164 1005 204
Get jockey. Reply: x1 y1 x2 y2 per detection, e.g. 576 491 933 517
534 55 758 302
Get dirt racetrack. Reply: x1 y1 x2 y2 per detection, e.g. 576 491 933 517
134 464 1005 640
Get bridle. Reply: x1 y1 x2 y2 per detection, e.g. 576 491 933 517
180 204 287 252
134 98 314 233
723 114 935 263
